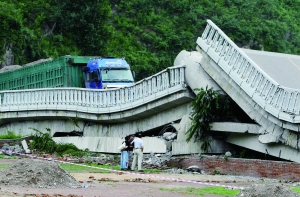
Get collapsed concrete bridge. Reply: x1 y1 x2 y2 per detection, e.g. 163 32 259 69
1 20 300 162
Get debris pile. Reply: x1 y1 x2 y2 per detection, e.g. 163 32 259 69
235 184 300 197
143 152 171 169
0 159 81 188
1 143 25 155
91 154 115 165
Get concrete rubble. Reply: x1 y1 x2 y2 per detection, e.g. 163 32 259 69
1 143 25 156
143 151 172 169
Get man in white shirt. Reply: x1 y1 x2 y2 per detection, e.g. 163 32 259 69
130 133 144 172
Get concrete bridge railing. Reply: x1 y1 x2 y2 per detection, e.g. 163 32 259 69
197 20 300 123
0 66 186 114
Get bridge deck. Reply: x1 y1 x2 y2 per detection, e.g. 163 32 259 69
242 49 300 89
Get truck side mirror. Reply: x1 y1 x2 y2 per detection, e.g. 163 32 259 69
132 70 136 79
82 66 90 72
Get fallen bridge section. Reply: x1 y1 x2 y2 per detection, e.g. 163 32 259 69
188 19 300 162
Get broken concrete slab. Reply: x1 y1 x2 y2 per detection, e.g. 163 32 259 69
22 140 30 154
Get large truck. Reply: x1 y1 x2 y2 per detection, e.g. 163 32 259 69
0 56 135 91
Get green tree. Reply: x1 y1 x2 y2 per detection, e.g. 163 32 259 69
186 87 229 152
0 2 25 64
54 0 112 56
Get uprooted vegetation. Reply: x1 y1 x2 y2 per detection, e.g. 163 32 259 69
29 128 90 157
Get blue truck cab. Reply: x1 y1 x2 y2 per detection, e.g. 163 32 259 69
82 57 135 89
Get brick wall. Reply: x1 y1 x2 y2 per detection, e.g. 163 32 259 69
174 155 300 181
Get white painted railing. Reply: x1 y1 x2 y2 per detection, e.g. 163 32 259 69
197 20 300 123
0 66 186 114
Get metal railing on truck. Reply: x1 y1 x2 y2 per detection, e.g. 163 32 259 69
0 56 93 91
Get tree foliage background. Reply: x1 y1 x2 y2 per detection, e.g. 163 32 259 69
1 0 300 80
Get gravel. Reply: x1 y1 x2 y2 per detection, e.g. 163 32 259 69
0 158 81 188
235 184 300 197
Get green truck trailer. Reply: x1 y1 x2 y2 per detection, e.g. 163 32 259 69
0 56 94 91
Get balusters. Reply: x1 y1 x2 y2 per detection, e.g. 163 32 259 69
157 75 161 91
180 67 185 84
211 31 219 48
152 77 156 93
293 93 300 114
115 89 120 106
202 23 211 39
174 69 179 85
206 28 215 45
215 37 224 53
219 40 228 57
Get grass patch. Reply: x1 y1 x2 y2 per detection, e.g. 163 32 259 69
0 155 18 159
160 186 240 196
291 187 300 193
59 163 120 173
0 164 11 170
0 132 23 139
60 162 165 173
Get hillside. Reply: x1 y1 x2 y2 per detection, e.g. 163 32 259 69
1 0 300 80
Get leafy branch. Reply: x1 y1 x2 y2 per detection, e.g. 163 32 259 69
186 86 229 152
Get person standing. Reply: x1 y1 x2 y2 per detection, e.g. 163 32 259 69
119 136 129 170
126 135 134 170
130 133 144 172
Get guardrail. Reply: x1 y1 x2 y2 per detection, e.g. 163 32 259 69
0 66 186 114
197 20 300 123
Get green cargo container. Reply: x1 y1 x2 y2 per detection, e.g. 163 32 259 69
0 56 95 91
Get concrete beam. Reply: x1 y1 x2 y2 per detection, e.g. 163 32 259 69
172 138 234 155
226 133 300 162
53 137 166 154
210 122 260 134
0 102 192 138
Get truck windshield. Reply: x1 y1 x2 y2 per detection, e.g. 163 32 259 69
101 69 134 82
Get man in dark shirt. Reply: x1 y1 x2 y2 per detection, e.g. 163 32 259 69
126 135 134 170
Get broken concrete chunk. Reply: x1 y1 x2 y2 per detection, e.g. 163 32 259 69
22 140 31 154
163 132 177 141
186 165 201 173
225 151 232 157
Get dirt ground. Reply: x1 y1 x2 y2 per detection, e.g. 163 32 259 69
0 159 295 197
0 172 255 197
